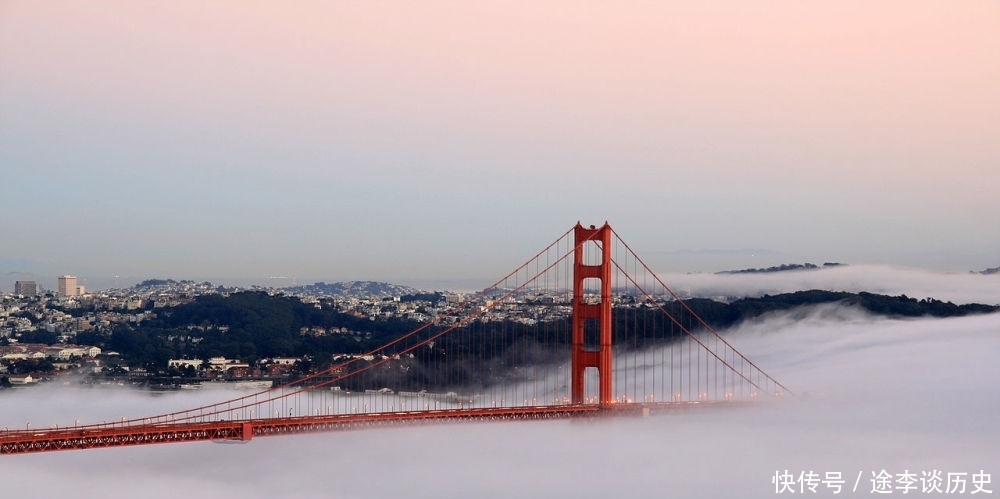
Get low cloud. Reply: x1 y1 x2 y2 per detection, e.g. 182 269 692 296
660 264 1000 305
2 304 997 498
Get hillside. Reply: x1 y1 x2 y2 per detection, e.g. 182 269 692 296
284 281 420 298
61 289 996 374
717 262 845 274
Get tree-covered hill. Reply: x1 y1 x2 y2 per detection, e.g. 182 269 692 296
70 290 996 380
74 291 426 370
717 262 845 274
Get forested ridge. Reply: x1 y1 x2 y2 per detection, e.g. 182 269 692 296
64 290 997 376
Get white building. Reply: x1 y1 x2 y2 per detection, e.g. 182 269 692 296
58 275 79 297
8 375 35 385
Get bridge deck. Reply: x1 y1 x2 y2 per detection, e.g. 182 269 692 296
1 401 747 455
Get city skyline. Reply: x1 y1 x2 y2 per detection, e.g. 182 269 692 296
2 1 998 287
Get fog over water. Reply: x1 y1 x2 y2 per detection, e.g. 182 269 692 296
3 301 997 498
662 265 1000 305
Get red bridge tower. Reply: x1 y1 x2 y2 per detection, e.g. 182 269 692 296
571 222 613 405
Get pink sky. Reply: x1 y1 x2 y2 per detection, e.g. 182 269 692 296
2 1 998 282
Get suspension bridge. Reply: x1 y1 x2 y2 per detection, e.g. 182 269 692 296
1 223 791 455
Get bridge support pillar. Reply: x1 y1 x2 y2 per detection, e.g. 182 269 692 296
571 223 613 406
241 422 254 441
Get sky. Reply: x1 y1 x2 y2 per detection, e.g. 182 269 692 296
2 301 998 497
2 1 999 290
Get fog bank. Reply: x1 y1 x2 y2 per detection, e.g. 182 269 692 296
662 264 1000 305
2 306 997 498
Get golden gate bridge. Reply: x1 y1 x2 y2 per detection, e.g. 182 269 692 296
1 223 791 455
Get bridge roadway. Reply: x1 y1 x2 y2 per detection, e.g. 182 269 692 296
0 401 747 455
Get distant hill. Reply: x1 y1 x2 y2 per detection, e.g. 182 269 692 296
720 290 997 321
717 262 845 275
135 278 197 288
285 280 421 298
975 266 1000 275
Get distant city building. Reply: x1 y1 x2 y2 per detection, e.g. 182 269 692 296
58 275 79 297
14 280 38 297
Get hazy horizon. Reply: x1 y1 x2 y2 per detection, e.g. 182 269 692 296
4 262 1000 305
4 262 1000 309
